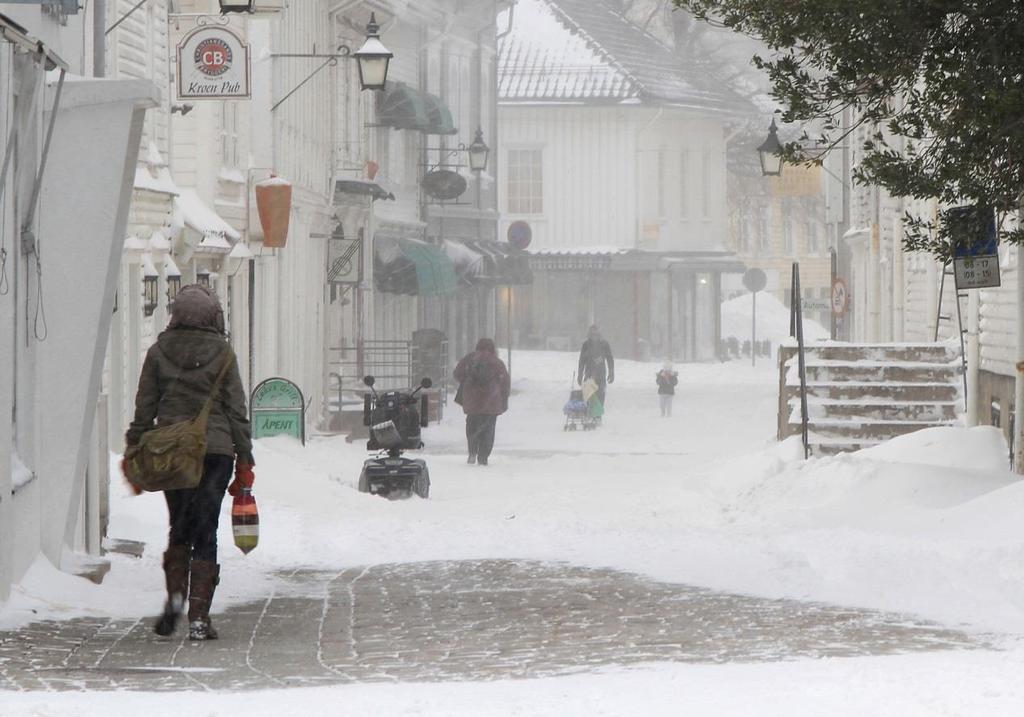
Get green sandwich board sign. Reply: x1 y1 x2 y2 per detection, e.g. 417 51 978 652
251 378 305 445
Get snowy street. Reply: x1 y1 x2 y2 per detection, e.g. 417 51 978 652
3 352 1024 714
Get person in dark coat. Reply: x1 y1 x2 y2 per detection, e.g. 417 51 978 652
125 284 253 642
656 362 679 417
453 338 510 466
577 325 615 407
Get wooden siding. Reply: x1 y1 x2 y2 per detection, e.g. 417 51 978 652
980 247 1018 377
498 105 727 252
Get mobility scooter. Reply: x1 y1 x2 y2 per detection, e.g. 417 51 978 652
357 375 432 499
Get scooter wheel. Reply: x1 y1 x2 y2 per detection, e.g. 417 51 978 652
413 466 430 499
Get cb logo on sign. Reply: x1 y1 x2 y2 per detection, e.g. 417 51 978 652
195 38 233 77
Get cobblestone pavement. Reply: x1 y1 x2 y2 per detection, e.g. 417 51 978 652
0 560 988 691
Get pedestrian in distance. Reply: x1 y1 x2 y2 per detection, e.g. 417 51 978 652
454 338 510 466
656 362 679 417
578 324 615 410
124 284 254 641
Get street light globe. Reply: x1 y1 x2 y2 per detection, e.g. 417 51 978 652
757 118 785 177
354 13 393 91
467 128 490 173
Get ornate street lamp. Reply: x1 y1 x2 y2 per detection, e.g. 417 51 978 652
167 274 182 302
353 13 393 91
467 128 490 173
270 13 394 112
166 258 182 303
219 1 255 13
143 275 159 317
757 118 784 177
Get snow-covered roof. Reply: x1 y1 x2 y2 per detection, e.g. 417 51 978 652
148 231 171 252
228 241 255 260
134 165 179 195
123 235 149 252
197 233 234 253
141 253 159 277
164 256 181 277
499 0 747 113
529 246 631 256
174 188 242 241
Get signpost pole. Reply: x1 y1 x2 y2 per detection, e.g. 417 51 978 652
742 268 767 367
507 285 513 381
751 290 757 367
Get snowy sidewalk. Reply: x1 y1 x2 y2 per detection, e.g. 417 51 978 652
0 560 986 691
4 352 1024 714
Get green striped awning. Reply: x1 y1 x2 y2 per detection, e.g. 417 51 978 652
378 81 431 131
375 237 458 296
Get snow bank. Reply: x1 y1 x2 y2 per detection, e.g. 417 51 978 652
4 352 1024 713
721 291 829 346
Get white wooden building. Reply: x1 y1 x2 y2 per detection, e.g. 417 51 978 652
0 4 158 601
497 0 747 361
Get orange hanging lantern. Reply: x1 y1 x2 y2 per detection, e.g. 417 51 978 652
255 176 292 248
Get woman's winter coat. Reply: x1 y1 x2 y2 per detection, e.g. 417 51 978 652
656 370 679 395
454 340 511 416
126 286 252 462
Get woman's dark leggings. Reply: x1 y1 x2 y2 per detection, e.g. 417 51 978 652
164 454 234 562
466 414 498 461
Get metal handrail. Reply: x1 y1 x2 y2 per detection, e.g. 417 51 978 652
789 262 810 459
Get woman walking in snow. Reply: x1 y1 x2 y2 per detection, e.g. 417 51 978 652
454 338 511 466
125 284 254 641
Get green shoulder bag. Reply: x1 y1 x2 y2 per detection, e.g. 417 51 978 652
124 350 234 492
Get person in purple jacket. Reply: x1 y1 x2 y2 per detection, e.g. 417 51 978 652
454 338 511 466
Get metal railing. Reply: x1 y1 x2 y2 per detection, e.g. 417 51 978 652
788 262 810 459
327 338 449 421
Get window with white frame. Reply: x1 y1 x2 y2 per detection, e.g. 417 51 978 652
759 205 771 251
507 148 543 214
782 204 794 254
738 216 750 252
679 150 689 219
220 101 240 169
701 150 712 219
657 148 666 218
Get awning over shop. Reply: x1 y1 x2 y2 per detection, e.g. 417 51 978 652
423 92 457 135
528 246 628 271
529 247 745 274
466 240 533 284
444 240 533 286
378 81 458 135
379 81 430 131
375 236 458 296
174 188 241 241
334 178 395 202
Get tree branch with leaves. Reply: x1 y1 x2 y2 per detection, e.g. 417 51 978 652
674 0 1024 256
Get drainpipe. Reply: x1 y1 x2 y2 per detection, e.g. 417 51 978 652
966 287 980 426
1015 240 1024 472
94 0 106 77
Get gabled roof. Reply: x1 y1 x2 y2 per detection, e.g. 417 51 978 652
498 0 747 114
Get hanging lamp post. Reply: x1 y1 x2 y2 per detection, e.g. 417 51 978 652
353 13 393 91
757 118 784 177
467 128 490 173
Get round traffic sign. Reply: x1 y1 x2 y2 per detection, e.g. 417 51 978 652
507 220 532 250
742 267 767 293
831 277 849 316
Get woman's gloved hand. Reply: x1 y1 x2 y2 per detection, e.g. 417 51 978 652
121 450 142 496
228 462 256 495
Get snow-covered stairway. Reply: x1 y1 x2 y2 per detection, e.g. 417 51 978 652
777 343 963 455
